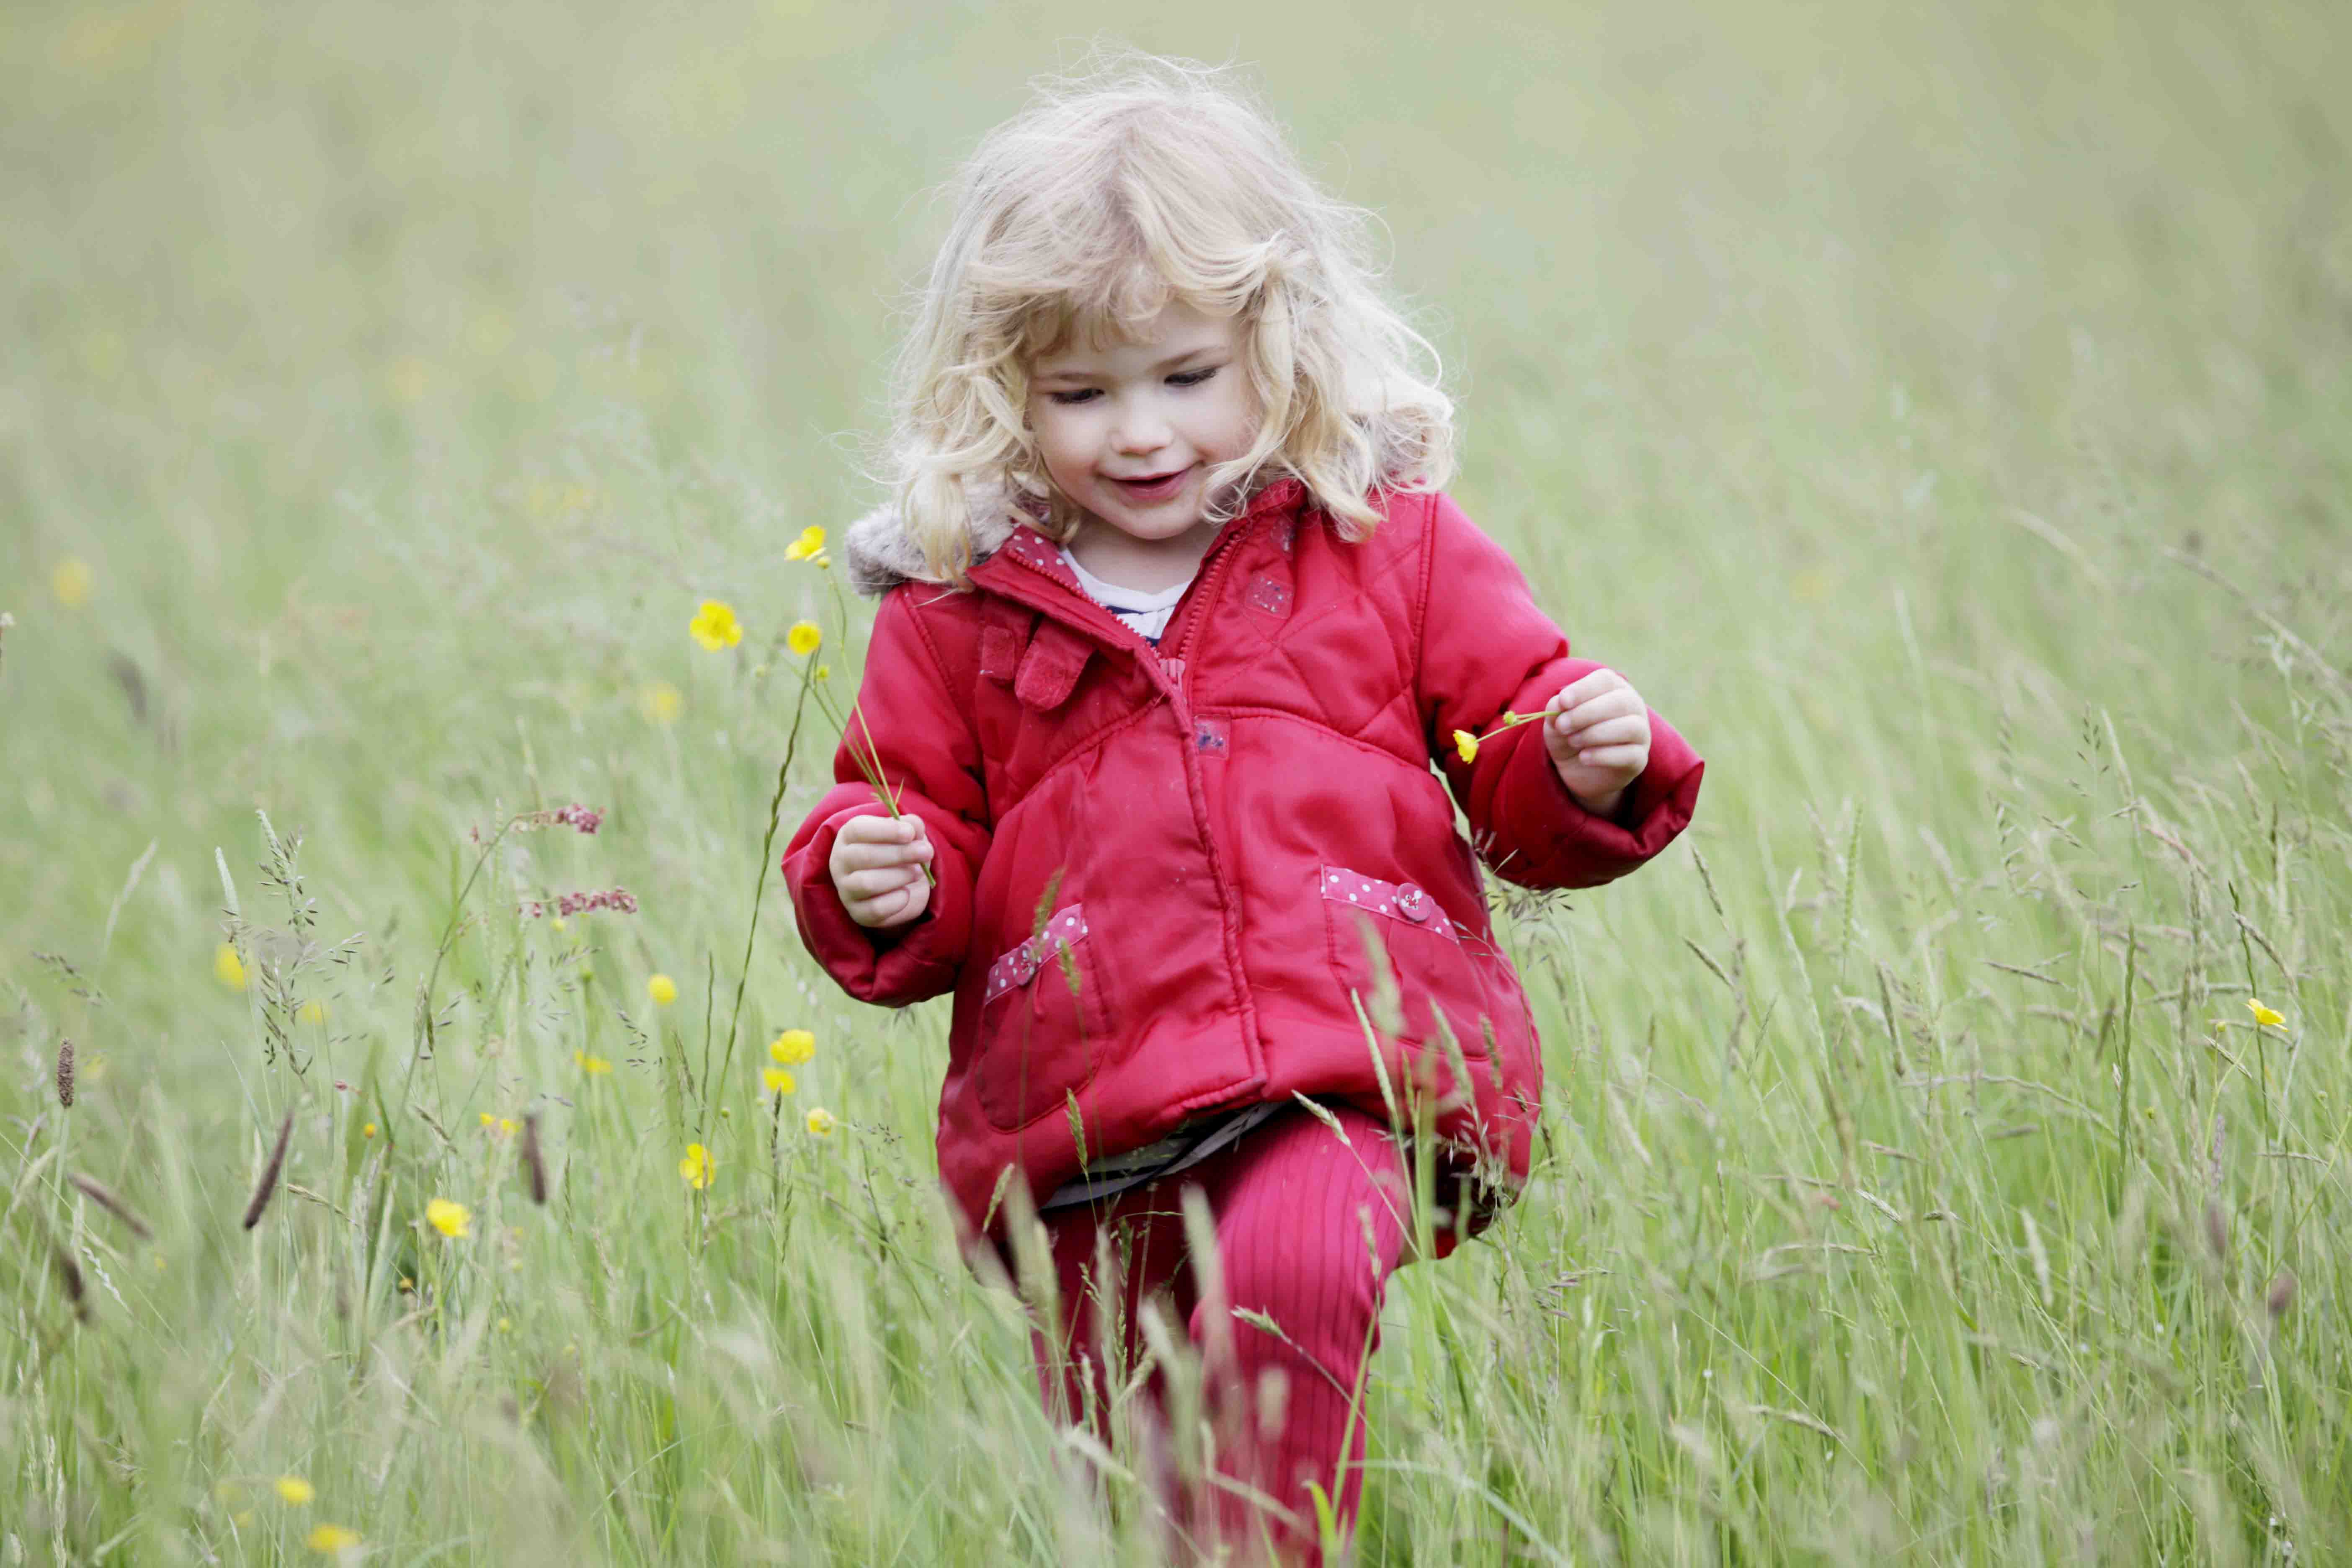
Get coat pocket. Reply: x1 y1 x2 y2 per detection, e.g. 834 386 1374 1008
1320 864 1496 1085
976 903 1109 1131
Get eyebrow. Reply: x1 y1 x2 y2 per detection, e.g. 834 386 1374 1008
1030 342 1227 381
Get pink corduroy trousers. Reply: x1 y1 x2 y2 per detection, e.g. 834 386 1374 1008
1034 1105 1412 1563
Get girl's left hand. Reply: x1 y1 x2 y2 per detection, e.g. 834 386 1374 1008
1542 668 1651 818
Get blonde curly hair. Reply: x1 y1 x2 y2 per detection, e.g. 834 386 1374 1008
882 53 1455 584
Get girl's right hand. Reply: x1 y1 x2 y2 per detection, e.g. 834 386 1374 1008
829 813 935 928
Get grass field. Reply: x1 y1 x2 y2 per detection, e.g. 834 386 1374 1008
6 0 2352 1561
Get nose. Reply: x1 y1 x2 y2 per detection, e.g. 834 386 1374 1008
1109 395 1171 456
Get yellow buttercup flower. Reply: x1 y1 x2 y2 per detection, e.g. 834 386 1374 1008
574 1050 612 1075
276 1476 314 1506
784 524 828 561
52 557 95 607
479 1112 497 1128
214 943 248 990
306 1524 361 1553
689 599 743 650
1452 729 1478 764
769 1028 815 1065
640 680 683 724
678 1143 716 1189
647 973 678 1006
498 1117 519 1137
362 1122 377 1138
426 1198 471 1238
805 1107 838 1138
297 1001 328 1024
2247 999 2286 1028
786 621 822 657
762 1066 796 1096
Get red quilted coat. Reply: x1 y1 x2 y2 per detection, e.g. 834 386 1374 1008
783 480 1703 1243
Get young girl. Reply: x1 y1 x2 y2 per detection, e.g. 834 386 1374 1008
784 58 1702 1561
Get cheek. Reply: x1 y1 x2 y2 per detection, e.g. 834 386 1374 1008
1029 408 1091 484
1204 382 1262 455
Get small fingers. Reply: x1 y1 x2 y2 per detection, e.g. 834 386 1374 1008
840 812 927 846
1548 668 1627 714
1560 712 1648 749
1555 688 1643 737
840 864 925 900
1567 742 1648 773
834 835 934 873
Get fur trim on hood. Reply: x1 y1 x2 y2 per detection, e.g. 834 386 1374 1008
843 414 1431 596
841 485 1028 598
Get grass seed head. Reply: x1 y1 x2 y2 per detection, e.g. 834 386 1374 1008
242 1106 297 1230
521 1111 549 1204
68 1173 153 1241
52 1235 90 1323
2267 1267 2297 1323
55 1038 74 1108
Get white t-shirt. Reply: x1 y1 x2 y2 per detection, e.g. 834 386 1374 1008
1059 547 1191 645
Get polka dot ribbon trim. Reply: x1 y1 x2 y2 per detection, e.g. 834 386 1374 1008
1318 866 1467 942
985 904 1090 1002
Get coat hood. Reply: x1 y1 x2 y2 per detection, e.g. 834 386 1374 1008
842 415 1432 596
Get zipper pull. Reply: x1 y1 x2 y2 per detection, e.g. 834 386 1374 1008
1159 655 1186 684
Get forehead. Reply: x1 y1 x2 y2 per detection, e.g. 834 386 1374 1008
1028 300 1240 375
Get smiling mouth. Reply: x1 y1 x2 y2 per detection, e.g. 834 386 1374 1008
1107 466 1194 497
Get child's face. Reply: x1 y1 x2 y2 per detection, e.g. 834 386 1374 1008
1026 300 1259 548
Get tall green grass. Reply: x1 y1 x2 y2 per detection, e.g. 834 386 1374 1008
5 0 2349 1560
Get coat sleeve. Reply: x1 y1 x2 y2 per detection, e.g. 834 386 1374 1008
1416 491 1703 890
782 587 991 1006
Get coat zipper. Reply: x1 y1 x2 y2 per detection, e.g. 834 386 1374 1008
993 513 1262 718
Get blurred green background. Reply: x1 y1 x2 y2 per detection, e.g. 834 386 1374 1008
5 0 2351 1562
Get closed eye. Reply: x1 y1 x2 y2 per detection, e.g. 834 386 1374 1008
1044 388 1101 405
1168 366 1220 387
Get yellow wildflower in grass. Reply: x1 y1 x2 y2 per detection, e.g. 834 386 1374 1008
762 1066 796 1096
648 973 678 1006
362 1122 377 1139
805 1107 838 1138
689 598 744 650
214 943 248 990
786 620 822 657
297 1001 328 1024
479 1112 496 1128
2248 999 2286 1027
815 663 831 679
678 1143 716 1189
784 524 828 561
275 1476 314 1506
1452 729 1478 763
426 1198 471 1239
496 1316 511 1333
306 1524 361 1553
52 557 95 607
574 1050 612 1075
640 680 683 724
550 915 568 933
498 1117 519 1137
769 1028 816 1065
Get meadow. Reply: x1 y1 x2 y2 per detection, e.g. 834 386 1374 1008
5 0 2350 1561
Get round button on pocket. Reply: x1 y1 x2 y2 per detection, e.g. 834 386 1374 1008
1009 946 1041 986
1393 883 1432 923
